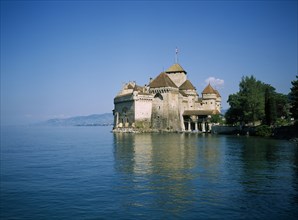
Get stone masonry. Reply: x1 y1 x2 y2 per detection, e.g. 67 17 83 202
113 63 221 132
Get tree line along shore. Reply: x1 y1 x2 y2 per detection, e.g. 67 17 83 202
211 75 298 140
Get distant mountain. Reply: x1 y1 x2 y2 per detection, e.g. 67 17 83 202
41 110 228 126
42 113 114 126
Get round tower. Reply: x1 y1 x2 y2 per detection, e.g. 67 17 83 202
202 83 217 111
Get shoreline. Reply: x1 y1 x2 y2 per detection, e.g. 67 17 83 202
112 124 298 141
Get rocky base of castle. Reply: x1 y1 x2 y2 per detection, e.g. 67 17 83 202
112 127 207 133
113 128 179 133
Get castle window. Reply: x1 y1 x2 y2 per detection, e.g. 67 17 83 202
211 102 213 104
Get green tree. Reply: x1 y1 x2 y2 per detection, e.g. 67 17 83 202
275 93 290 117
225 93 243 125
210 114 224 124
289 75 298 122
239 76 265 125
264 85 277 126
226 75 291 126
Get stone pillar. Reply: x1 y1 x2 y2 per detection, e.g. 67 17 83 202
124 117 129 127
181 114 185 131
208 123 212 132
195 121 198 131
202 119 206 133
188 121 191 131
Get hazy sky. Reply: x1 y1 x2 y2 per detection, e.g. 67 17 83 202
1 1 297 125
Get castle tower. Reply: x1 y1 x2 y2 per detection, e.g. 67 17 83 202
149 72 181 131
165 63 187 87
201 83 219 112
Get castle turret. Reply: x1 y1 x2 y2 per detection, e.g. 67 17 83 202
201 83 218 112
214 89 222 113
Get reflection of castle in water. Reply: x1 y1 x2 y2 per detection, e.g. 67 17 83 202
114 133 154 175
113 133 223 213
113 135 298 218
113 133 198 213
114 133 198 175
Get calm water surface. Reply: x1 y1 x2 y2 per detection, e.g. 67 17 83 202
1 126 298 219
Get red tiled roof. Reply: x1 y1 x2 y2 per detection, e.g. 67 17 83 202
166 63 186 73
202 83 216 94
133 85 143 92
214 89 221 97
149 72 178 88
127 84 134 89
179 90 187 97
179 80 196 90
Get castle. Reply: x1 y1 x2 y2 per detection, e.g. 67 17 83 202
113 63 221 132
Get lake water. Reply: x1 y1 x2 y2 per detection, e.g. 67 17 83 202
1 126 298 219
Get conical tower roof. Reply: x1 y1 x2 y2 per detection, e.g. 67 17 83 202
149 72 178 88
165 63 186 73
202 83 216 94
214 89 221 97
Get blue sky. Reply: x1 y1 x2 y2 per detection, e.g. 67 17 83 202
1 1 297 125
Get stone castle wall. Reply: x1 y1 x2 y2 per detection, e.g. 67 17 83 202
202 93 217 111
151 89 181 131
134 98 152 129
114 95 134 128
